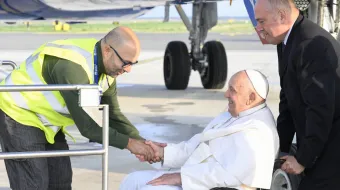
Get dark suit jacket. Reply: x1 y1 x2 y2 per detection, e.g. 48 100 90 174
277 14 340 189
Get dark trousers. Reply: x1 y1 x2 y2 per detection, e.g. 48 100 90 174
0 110 72 190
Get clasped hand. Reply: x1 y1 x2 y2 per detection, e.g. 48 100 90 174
128 140 182 186
127 139 167 164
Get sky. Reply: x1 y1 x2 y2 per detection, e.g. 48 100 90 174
139 0 249 18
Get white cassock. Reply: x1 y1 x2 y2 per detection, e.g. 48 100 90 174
119 103 279 190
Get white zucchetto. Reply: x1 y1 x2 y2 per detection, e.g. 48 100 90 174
245 69 269 99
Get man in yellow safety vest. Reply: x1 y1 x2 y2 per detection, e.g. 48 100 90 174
0 26 158 190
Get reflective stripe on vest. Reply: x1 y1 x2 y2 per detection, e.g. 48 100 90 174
24 53 70 114
0 38 115 144
42 42 94 83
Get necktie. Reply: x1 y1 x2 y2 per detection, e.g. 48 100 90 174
282 43 286 54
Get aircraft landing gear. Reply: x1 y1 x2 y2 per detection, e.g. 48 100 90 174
201 41 228 89
163 1 228 90
163 41 191 90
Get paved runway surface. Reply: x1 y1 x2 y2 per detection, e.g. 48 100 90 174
0 32 280 189
0 32 276 51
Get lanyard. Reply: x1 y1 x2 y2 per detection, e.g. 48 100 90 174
94 45 99 84
94 45 103 103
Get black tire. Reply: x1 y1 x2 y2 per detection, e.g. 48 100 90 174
200 41 228 89
163 41 191 90
271 144 301 190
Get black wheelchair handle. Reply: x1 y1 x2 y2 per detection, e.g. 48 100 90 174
274 158 286 169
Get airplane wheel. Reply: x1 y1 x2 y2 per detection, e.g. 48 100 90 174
200 41 228 89
271 144 301 190
163 41 191 90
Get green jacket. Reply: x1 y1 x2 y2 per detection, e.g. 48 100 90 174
41 41 142 149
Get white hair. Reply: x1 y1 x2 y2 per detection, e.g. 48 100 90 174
267 0 296 14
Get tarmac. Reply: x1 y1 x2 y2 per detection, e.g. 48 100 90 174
0 32 280 189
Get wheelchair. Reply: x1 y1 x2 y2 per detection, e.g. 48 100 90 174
210 144 302 190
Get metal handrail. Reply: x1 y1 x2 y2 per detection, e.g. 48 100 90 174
0 60 17 70
0 84 109 190
0 84 101 91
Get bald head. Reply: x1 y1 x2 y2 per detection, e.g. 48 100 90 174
103 26 140 62
100 26 141 78
225 70 267 117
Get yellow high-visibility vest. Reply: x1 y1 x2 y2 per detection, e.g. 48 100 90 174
0 38 115 144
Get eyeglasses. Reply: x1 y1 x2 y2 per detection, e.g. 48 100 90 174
109 45 138 67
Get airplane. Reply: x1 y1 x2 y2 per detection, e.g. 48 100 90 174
1 0 338 92
0 0 338 189
0 0 165 20
0 0 339 91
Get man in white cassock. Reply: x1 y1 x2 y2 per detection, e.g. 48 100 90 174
119 69 280 190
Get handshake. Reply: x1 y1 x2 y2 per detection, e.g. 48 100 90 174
126 138 167 163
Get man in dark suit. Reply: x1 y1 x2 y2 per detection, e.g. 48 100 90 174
254 0 340 189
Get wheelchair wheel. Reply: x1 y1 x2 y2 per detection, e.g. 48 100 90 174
270 144 301 190
271 169 294 190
